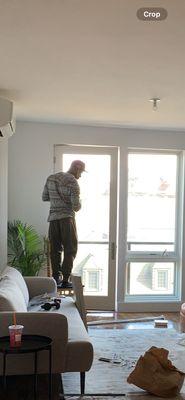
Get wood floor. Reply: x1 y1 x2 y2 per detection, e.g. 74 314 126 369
86 311 182 331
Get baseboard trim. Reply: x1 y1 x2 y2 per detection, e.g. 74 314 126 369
64 394 126 397
117 301 182 312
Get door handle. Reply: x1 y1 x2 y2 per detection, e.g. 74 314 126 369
111 242 115 260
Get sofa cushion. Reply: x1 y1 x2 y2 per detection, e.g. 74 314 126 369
0 276 27 311
2 266 29 305
32 296 94 372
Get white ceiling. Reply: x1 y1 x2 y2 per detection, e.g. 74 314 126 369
0 0 185 130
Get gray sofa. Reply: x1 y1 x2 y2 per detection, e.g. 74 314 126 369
0 266 93 393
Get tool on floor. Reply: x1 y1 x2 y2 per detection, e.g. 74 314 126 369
88 314 165 326
99 357 121 364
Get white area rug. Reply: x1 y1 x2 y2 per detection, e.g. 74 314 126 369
63 328 185 399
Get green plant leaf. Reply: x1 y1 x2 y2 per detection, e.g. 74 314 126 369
8 220 46 276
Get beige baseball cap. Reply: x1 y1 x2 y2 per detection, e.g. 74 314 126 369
70 160 86 172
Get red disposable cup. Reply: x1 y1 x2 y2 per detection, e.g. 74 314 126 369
8 325 24 347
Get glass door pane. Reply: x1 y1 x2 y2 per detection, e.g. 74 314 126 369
127 262 175 295
62 153 110 296
127 153 178 253
63 154 110 243
74 243 109 296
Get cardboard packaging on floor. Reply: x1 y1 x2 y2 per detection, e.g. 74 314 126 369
127 346 185 397
154 319 168 328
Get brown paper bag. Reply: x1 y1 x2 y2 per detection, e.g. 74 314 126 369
127 346 185 397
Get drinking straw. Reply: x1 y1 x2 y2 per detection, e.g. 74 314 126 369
13 312 17 326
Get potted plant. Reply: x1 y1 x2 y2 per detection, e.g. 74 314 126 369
8 220 46 276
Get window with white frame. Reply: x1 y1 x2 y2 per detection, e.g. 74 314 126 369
84 270 100 292
154 269 169 290
126 151 181 301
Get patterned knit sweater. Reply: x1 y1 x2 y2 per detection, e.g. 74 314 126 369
42 172 81 221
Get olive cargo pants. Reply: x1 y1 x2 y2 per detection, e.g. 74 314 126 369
49 217 78 283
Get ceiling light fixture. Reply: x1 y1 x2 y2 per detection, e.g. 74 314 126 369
149 97 161 111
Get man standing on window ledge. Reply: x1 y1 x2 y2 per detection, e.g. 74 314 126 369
42 160 85 289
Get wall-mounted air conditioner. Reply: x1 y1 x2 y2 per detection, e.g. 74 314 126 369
0 97 16 138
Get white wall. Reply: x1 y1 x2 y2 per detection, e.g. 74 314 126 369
0 138 8 272
8 121 185 236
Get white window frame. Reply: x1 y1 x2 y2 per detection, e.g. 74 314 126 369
125 149 183 305
153 268 169 291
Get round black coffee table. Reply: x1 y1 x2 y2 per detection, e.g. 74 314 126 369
0 334 52 400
